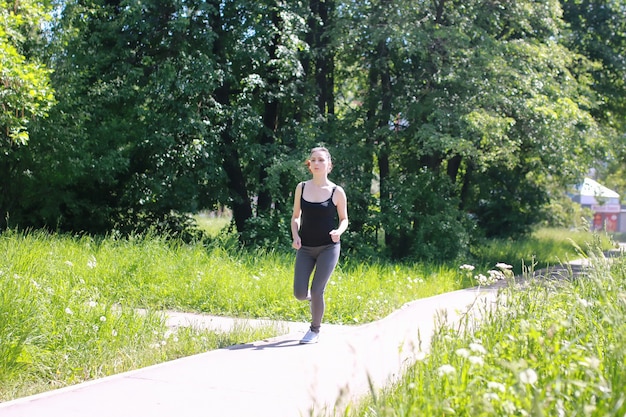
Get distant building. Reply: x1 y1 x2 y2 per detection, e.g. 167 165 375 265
570 177 621 232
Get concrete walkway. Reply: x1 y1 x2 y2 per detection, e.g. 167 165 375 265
0 285 502 417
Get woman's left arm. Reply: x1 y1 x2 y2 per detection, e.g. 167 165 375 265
330 186 348 242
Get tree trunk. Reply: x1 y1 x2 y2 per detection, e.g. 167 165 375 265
308 0 335 116
257 7 281 214
209 1 252 236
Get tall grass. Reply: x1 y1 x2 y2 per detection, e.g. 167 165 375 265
470 227 614 275
0 230 278 400
0 226 609 403
347 239 626 416
0 228 464 400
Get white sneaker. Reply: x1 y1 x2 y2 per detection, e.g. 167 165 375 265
299 330 319 344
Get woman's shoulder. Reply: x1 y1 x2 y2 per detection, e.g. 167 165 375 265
332 182 345 192
331 183 347 200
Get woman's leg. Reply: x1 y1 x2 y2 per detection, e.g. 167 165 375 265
309 244 340 333
293 246 316 301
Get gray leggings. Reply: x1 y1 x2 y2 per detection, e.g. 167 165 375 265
293 244 340 333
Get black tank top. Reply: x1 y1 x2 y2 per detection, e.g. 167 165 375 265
299 183 338 247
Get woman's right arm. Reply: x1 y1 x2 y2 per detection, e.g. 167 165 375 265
291 182 303 250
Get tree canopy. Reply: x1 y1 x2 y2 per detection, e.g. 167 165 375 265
1 0 624 260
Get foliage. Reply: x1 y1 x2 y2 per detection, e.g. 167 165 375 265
347 239 626 416
0 0 55 227
561 0 626 200
0 0 54 147
381 169 473 261
2 0 625 262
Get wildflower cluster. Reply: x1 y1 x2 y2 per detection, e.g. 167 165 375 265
459 262 513 287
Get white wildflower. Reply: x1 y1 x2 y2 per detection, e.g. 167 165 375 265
475 274 489 285
469 355 484 366
519 368 538 385
495 263 512 270
65 307 73 315
487 381 506 392
64 261 74 267
455 348 470 358
459 264 475 271
88 300 97 308
487 269 505 281
87 256 97 269
99 316 106 322
112 329 118 337
437 364 456 376
483 392 499 401
469 342 487 355
502 400 517 414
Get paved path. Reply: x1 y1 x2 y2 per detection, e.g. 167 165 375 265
0 249 617 417
0 287 502 417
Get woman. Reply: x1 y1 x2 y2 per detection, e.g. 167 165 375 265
291 146 348 344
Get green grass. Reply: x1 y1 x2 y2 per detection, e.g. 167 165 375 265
0 224 613 403
470 227 615 275
344 241 626 416
193 212 232 236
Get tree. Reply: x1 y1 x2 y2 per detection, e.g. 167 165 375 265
3 0 618 262
561 0 626 196
19 0 227 234
334 0 603 259
0 0 54 228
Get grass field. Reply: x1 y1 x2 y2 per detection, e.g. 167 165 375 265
0 223 619 407
346 241 626 416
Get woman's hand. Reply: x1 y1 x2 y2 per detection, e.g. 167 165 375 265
292 237 302 250
329 230 341 243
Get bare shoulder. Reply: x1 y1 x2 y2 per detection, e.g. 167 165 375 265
332 184 347 202
295 181 306 192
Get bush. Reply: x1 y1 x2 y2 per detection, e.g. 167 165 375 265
381 169 474 262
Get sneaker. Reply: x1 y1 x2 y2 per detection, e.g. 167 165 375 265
299 330 319 344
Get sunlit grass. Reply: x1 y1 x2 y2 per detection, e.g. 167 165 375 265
470 227 615 275
193 211 231 236
0 224 611 403
344 239 626 416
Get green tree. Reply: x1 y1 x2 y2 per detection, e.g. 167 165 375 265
20 0 228 234
0 0 54 227
561 0 626 197
3 0 619 262
334 0 602 259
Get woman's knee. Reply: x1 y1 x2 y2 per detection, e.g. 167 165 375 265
294 287 309 300
294 292 308 301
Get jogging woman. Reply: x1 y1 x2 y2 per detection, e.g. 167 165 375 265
290 146 348 344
